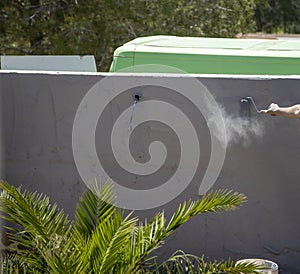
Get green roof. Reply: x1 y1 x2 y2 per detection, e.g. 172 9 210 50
116 35 300 58
110 36 300 75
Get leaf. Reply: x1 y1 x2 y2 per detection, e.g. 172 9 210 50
166 190 246 235
0 180 70 272
73 181 117 238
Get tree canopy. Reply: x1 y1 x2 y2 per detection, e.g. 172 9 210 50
255 0 300 33
0 0 299 71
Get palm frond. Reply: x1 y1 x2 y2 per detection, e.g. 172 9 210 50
166 190 246 235
0 181 69 240
155 251 262 274
128 190 246 273
0 253 41 274
0 181 258 274
73 210 138 273
97 212 138 273
127 213 166 272
0 180 70 272
73 181 116 238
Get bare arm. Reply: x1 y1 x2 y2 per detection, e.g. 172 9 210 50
260 103 300 118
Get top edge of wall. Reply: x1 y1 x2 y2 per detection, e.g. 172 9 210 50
1 70 300 80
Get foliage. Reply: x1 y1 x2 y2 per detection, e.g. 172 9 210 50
1 1 300 71
254 0 300 33
0 0 256 71
0 180 261 273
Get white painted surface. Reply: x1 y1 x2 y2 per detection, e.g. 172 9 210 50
0 55 97 72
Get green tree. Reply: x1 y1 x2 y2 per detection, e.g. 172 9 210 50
0 181 260 273
0 0 257 71
254 0 300 33
0 0 71 54
182 0 256 37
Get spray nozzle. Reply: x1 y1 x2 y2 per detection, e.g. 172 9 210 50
129 91 142 131
241 96 261 113
134 92 142 102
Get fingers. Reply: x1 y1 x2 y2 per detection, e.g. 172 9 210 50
259 103 279 115
267 103 279 111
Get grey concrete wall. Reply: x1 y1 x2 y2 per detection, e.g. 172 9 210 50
1 71 300 273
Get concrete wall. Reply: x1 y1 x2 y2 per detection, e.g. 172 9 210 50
1 71 300 273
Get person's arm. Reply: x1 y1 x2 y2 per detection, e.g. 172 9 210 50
260 103 300 118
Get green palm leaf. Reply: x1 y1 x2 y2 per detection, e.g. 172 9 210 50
166 190 246 235
128 190 246 272
0 181 70 272
74 182 116 238
155 251 262 274
70 183 138 273
0 181 258 274
91 212 137 273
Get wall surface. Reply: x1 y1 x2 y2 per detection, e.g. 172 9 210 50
1 71 300 273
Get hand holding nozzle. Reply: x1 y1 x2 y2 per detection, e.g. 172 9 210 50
241 96 300 118
259 103 280 115
260 103 300 118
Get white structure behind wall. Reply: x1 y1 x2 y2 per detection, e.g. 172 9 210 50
0 55 97 72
